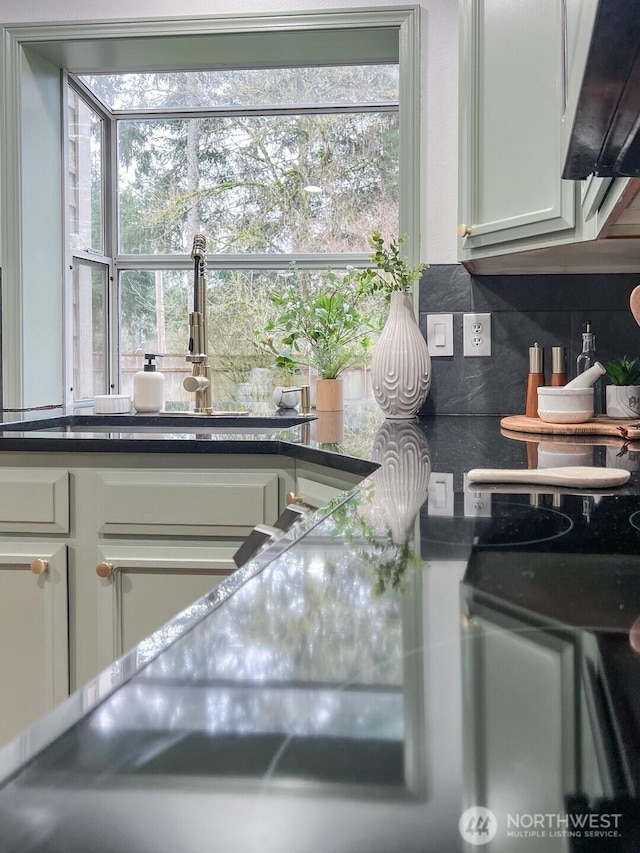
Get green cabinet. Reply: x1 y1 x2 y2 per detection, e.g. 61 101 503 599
0 541 68 747
94 542 237 668
294 460 363 510
458 0 640 273
0 468 70 746
458 0 574 257
0 449 365 743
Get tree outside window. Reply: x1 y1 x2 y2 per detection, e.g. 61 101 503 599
69 65 399 408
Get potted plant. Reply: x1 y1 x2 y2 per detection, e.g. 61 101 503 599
604 356 640 418
359 230 431 420
259 268 376 412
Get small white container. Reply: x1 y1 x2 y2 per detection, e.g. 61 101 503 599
133 354 165 413
537 386 594 423
94 395 131 415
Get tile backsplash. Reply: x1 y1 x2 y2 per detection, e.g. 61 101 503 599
418 265 640 415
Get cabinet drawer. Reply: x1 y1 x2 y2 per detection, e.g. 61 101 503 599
95 469 280 536
0 469 69 533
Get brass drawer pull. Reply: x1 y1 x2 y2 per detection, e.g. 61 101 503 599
286 492 305 505
457 223 472 238
30 558 49 576
96 561 116 578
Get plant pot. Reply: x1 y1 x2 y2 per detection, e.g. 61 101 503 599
371 291 431 420
315 411 344 444
315 378 343 412
606 385 640 418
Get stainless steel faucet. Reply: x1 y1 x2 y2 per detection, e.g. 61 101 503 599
183 233 213 413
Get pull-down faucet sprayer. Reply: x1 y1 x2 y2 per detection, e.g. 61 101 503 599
183 233 213 412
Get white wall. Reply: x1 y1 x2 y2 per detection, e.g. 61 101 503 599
0 0 459 265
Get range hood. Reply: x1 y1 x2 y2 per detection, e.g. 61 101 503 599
563 0 640 179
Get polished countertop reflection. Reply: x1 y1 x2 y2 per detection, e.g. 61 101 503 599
0 406 640 851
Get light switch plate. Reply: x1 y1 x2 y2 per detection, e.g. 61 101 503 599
426 313 454 357
428 472 454 516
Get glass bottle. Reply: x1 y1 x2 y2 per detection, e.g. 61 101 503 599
576 321 603 414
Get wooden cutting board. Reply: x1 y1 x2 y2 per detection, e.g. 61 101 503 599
500 414 640 441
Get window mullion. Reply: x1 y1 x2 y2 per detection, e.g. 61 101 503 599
109 102 398 121
106 110 118 393
115 253 371 271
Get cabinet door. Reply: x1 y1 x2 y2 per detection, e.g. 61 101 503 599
0 542 68 746
462 605 578 849
459 0 575 256
95 543 237 668
294 461 363 510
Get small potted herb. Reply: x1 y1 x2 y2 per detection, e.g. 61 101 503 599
604 356 640 418
259 268 376 412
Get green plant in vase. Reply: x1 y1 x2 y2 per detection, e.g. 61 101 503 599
359 230 429 298
259 268 377 411
604 356 640 418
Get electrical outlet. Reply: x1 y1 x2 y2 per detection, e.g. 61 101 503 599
463 313 491 356
463 474 492 517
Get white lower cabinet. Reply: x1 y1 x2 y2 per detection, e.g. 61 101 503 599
0 541 68 746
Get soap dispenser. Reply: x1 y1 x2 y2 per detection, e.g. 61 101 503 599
133 354 164 413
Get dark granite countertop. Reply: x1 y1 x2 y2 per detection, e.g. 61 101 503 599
1 405 640 851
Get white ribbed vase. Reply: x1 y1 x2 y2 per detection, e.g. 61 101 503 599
371 291 431 419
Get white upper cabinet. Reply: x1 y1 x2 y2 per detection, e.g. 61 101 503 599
458 0 640 273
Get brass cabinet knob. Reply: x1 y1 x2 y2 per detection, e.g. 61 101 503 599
30 558 49 576
457 223 472 238
286 492 304 505
96 561 115 578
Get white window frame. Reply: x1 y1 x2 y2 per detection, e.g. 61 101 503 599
0 9 420 410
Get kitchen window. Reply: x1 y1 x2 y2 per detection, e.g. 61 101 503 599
67 64 400 407
0 11 419 410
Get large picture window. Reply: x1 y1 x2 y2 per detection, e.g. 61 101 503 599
67 56 401 408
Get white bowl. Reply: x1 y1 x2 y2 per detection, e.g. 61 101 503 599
94 394 131 414
537 386 594 423
537 442 594 468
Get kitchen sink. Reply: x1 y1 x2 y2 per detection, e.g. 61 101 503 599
0 413 316 433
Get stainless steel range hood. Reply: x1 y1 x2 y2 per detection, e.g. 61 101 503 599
563 0 640 179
